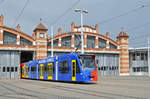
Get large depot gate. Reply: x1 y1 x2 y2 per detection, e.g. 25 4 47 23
0 51 20 79
0 50 33 79
96 53 119 76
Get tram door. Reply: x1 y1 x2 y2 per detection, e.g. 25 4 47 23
47 63 53 80
39 64 44 79
21 66 25 78
72 60 76 81
25 66 28 78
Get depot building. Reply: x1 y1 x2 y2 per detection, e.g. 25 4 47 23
0 14 130 79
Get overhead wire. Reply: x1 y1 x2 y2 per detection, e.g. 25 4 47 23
49 0 80 38
105 20 150 37
13 0 29 26
97 3 150 25
126 21 150 32
51 0 80 26
129 32 150 40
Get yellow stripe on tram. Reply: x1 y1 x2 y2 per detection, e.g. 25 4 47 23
40 64 44 79
48 63 53 80
72 60 76 81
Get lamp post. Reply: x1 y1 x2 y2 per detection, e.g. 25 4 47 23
74 9 88 54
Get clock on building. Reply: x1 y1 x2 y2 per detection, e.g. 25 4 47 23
40 33 44 38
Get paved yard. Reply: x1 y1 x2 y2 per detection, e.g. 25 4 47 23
0 76 150 99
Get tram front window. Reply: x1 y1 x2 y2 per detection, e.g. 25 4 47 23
79 55 96 70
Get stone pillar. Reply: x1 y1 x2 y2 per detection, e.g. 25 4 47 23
117 30 129 76
17 24 21 32
96 24 98 33
17 35 20 45
71 22 75 32
58 37 61 47
0 29 3 44
95 36 98 48
58 28 62 35
16 24 21 45
71 35 75 47
106 32 110 49
0 15 4 44
0 14 4 26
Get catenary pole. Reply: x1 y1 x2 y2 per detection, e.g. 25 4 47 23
148 37 150 76
51 26 54 57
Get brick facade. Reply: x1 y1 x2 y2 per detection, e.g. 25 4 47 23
0 15 130 76
117 30 129 75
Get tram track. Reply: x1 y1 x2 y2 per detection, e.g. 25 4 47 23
21 79 146 99
0 81 41 99
0 80 79 99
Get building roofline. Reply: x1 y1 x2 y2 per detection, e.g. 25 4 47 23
0 25 34 41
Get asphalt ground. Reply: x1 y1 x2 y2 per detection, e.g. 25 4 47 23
0 76 150 99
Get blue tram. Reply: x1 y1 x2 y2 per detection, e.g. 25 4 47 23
21 53 98 82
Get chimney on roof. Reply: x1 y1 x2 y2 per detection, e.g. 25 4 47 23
58 28 62 35
106 32 109 38
17 24 21 32
71 22 75 32
0 14 4 26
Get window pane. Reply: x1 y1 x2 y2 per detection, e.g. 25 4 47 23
87 36 95 48
132 54 136 61
31 65 36 73
75 35 81 48
59 60 69 73
98 38 106 48
3 31 17 45
20 37 32 45
76 60 80 73
110 43 117 49
62 36 71 47
44 64 47 73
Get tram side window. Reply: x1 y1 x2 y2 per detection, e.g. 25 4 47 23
59 60 69 73
31 65 36 73
53 63 55 73
76 60 80 73
44 63 47 73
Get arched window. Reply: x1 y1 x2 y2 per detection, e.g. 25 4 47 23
3 31 17 45
48 39 59 47
110 43 117 49
75 35 81 48
87 36 95 48
61 36 71 47
20 37 32 45
98 38 106 48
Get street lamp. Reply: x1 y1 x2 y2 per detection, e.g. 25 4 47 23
74 9 88 54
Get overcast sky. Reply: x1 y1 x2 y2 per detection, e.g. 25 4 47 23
0 0 150 48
